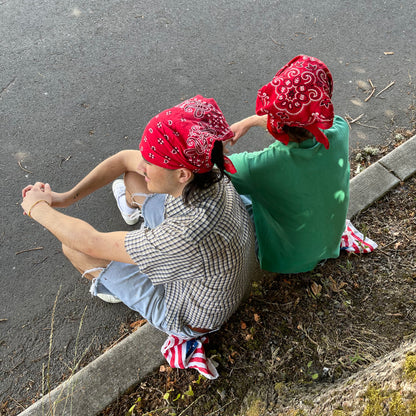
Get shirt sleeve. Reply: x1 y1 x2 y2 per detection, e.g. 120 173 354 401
228 152 254 195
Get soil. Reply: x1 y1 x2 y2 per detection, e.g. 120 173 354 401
1 130 415 416
96 130 416 415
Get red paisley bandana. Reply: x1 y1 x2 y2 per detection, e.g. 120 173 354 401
256 55 334 149
140 95 236 174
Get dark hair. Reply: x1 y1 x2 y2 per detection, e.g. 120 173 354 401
282 125 314 142
182 141 228 205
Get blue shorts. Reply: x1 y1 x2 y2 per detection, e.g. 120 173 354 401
90 194 204 338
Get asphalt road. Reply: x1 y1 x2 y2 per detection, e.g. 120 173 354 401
1 0 415 411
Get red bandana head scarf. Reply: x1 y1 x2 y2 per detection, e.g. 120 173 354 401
140 95 236 174
256 55 334 149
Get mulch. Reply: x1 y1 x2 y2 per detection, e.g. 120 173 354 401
98 131 416 415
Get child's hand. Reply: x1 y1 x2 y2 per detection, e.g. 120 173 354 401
229 119 251 145
21 182 52 217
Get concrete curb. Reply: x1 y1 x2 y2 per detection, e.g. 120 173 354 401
19 136 416 416
348 135 416 218
19 324 166 416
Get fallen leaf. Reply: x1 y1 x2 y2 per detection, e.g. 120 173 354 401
254 313 261 322
311 281 322 296
329 276 348 292
228 350 238 363
241 321 247 330
329 276 338 291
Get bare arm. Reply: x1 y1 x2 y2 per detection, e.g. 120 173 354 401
22 150 144 208
228 115 268 146
21 183 135 264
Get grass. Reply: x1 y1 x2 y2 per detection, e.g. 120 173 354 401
38 287 92 416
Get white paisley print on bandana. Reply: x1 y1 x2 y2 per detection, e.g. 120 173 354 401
184 124 216 169
255 55 334 148
179 98 215 119
272 62 329 127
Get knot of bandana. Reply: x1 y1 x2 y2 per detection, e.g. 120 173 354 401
140 95 236 174
256 55 334 149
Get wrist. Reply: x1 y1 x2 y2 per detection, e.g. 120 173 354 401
53 190 78 208
28 200 51 218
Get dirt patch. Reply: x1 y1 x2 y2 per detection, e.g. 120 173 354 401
95 132 416 415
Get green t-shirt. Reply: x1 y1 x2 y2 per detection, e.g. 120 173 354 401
229 115 350 273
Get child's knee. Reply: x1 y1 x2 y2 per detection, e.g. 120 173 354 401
61 243 72 259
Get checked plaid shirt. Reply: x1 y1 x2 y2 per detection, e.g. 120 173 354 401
125 179 257 334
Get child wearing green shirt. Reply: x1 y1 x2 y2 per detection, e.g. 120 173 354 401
228 55 350 274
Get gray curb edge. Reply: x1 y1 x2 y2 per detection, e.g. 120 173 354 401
19 135 416 416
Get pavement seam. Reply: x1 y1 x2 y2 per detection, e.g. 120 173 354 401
377 159 401 181
19 136 416 416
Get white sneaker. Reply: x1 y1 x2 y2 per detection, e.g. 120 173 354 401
112 179 142 225
96 293 122 304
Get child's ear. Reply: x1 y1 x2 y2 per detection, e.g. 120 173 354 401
177 168 193 184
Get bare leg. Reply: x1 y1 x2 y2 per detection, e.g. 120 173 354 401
123 171 151 209
62 244 110 280
124 172 149 208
